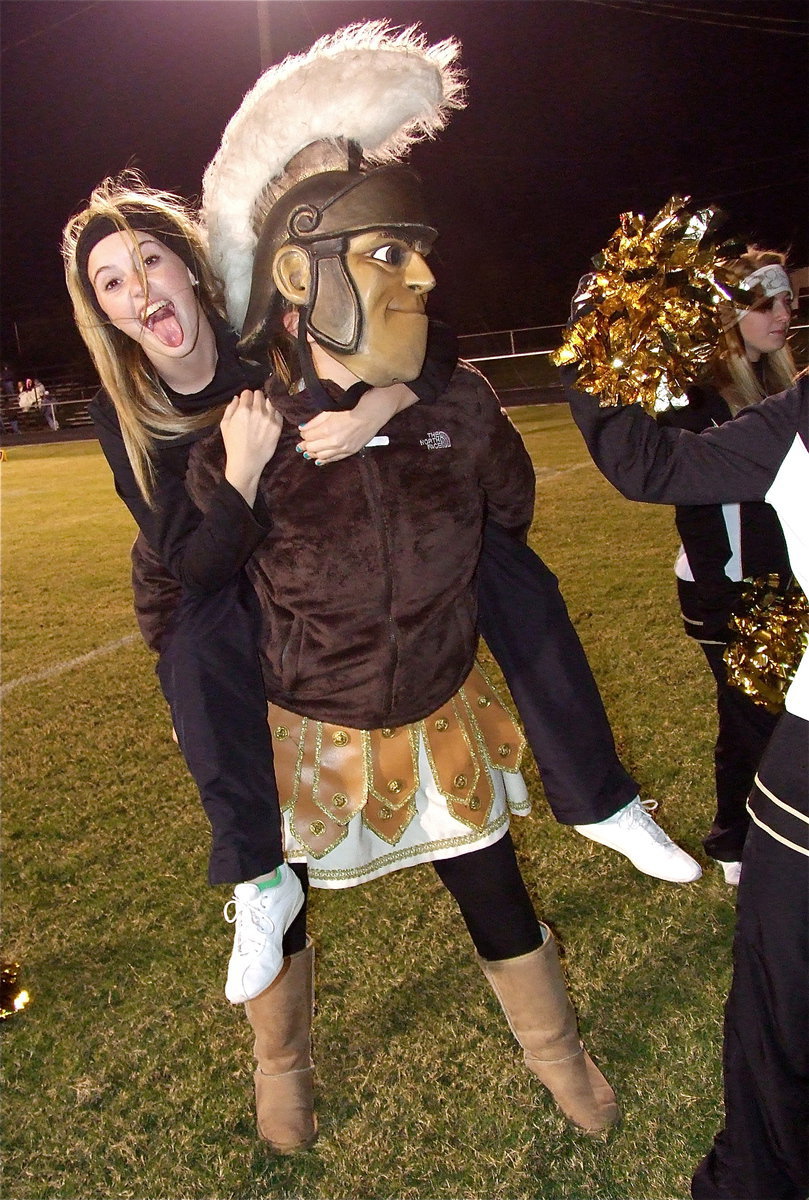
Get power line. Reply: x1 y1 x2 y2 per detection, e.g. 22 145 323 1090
696 149 809 176
1 2 101 57
698 174 809 202
570 0 809 35
617 0 807 24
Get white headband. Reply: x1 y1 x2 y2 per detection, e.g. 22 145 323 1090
732 264 792 322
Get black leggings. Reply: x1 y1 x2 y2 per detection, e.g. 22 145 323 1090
282 830 543 961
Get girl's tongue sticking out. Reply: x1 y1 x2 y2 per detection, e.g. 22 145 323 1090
143 300 184 348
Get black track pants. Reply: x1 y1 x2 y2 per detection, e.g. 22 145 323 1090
478 520 638 824
700 640 780 863
157 575 284 885
691 713 809 1200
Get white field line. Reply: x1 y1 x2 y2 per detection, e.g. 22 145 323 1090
1 633 141 697
535 461 593 482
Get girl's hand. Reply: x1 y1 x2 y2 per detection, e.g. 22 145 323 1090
297 382 418 464
221 389 283 507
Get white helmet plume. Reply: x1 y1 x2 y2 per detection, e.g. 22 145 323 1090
202 21 465 331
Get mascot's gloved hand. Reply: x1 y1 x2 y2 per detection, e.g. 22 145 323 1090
550 273 596 392
567 272 598 326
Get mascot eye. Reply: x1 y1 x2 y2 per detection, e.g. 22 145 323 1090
371 243 407 267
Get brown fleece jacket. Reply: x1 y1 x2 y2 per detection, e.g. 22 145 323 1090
132 363 535 729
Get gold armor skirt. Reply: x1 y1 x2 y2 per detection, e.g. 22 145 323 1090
269 663 531 889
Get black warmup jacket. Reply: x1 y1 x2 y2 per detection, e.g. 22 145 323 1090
566 370 809 857
88 317 271 603
658 383 790 643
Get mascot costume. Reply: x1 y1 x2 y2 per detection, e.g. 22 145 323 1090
187 22 620 1151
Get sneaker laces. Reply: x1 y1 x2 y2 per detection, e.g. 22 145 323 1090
617 798 673 848
223 891 276 956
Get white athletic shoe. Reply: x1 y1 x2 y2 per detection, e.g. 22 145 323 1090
719 860 742 886
223 865 305 1004
574 797 702 883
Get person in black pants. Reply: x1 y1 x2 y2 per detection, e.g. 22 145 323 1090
62 173 444 1006
568 367 809 1200
658 247 797 885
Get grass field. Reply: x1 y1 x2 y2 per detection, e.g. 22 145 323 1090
1 410 735 1200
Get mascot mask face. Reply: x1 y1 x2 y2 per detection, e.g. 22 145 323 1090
241 163 438 388
334 228 435 385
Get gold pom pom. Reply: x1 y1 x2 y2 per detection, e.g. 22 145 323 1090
0 960 30 1022
552 195 741 414
724 577 809 713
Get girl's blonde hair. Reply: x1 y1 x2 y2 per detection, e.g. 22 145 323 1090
62 171 228 503
706 247 797 412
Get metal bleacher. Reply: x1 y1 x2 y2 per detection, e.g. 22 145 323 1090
0 379 96 441
47 383 95 428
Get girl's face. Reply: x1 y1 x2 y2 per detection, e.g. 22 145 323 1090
738 292 792 362
86 230 202 365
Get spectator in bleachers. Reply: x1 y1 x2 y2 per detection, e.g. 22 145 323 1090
13 377 59 432
37 378 60 431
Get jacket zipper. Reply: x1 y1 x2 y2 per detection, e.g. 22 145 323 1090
358 452 399 717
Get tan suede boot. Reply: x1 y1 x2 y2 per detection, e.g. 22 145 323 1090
478 928 619 1133
243 939 318 1153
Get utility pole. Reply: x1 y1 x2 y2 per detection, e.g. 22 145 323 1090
257 1 273 71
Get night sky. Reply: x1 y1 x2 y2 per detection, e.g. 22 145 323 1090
1 0 807 368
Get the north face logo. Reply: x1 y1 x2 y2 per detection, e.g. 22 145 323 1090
420 430 452 450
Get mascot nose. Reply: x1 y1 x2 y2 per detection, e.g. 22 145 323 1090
405 253 435 294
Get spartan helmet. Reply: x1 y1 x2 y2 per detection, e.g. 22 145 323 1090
238 151 437 365
202 22 465 387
